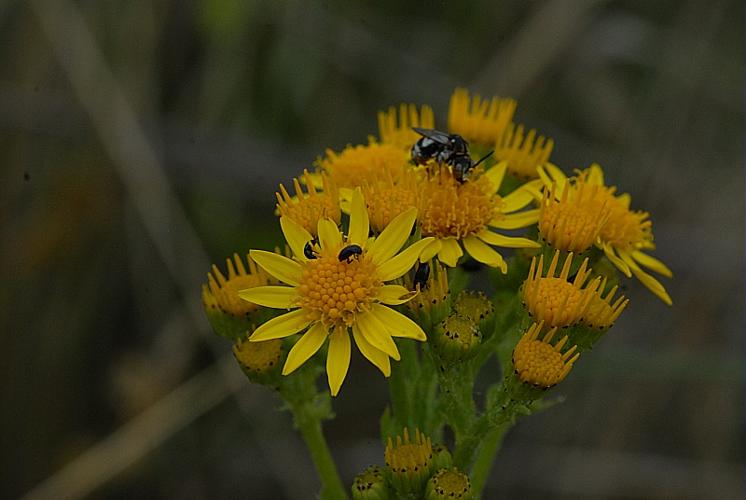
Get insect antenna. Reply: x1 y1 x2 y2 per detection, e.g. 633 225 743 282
472 150 494 169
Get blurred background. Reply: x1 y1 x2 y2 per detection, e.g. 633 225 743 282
1 0 743 498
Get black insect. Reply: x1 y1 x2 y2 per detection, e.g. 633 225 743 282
338 244 363 262
413 262 430 290
410 127 493 183
304 238 318 259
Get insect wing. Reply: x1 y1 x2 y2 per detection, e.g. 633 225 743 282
412 127 452 145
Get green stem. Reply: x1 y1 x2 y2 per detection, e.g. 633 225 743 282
293 403 348 500
470 424 509 498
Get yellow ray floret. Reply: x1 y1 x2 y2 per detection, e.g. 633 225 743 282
238 189 433 396
417 161 541 272
522 250 601 328
315 140 410 189
204 253 272 316
378 103 435 150
539 163 673 305
513 321 579 388
276 170 340 235
494 123 554 179
539 169 610 253
447 88 516 146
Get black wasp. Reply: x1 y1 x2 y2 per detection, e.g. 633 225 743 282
411 127 492 183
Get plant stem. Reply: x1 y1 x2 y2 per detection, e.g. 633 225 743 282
293 403 348 500
470 423 509 498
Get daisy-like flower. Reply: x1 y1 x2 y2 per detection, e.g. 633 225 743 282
276 170 340 235
239 190 434 396
522 250 602 328
538 168 610 253
360 166 421 233
494 123 554 179
417 162 541 272
315 140 410 189
378 103 435 150
539 164 673 305
447 88 516 147
582 278 629 329
512 321 580 388
203 253 271 317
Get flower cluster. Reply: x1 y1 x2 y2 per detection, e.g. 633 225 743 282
201 87 672 500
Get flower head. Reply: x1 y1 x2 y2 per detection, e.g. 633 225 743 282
435 314 481 362
513 321 579 388
378 103 435 150
417 162 541 272
361 167 420 233
522 250 601 328
239 190 433 396
276 170 340 235
204 253 271 317
316 141 410 189
385 428 433 494
582 278 629 329
425 468 472 500
352 466 388 500
233 337 282 376
540 164 673 305
495 123 553 179
538 168 610 253
448 88 516 146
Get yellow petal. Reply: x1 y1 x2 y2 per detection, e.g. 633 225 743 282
620 251 673 306
317 218 343 253
632 250 673 278
437 238 463 267
370 303 426 341
238 286 298 309
348 188 370 246
282 322 328 375
462 236 507 272
477 229 539 249
377 237 436 281
356 310 401 360
484 161 507 193
351 324 391 377
489 209 539 230
249 309 311 341
280 216 312 261
327 327 351 396
377 284 417 305
588 163 605 185
502 185 538 213
250 249 302 286
602 243 631 277
419 238 442 262
368 207 418 265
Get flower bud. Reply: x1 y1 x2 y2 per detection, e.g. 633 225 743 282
425 468 472 500
384 428 433 495
233 337 282 384
352 465 390 500
434 314 481 363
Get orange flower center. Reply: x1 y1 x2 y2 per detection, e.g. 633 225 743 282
317 143 409 189
539 181 609 253
297 252 381 327
523 277 585 328
418 169 498 239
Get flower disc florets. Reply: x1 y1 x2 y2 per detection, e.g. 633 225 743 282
205 253 271 317
298 252 382 328
276 170 340 235
316 141 409 189
513 322 579 388
418 168 497 239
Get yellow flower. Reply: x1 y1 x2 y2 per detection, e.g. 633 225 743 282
239 190 433 396
417 162 541 272
540 164 673 305
385 428 433 493
513 321 579 388
582 278 629 329
356 167 421 233
233 337 282 375
276 170 341 235
316 140 410 189
494 123 554 179
378 103 435 150
522 250 601 328
447 88 516 146
204 253 272 317
538 168 610 253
